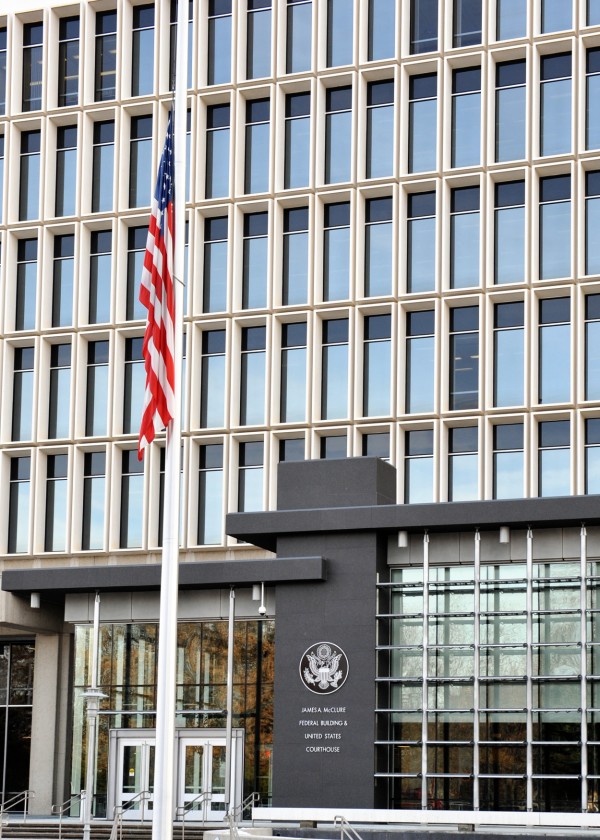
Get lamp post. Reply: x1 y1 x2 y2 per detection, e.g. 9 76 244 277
82 593 106 840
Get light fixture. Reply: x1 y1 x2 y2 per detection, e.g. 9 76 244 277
499 526 510 545
398 530 408 549
30 592 40 609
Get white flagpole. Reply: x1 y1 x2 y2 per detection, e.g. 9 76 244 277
151 1 187 838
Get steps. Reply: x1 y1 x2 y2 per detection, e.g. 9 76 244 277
0 821 209 840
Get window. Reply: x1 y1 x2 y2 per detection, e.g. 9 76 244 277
494 302 524 407
238 441 263 511
406 310 435 414
129 116 152 208
82 451 105 550
538 420 570 497
585 419 600 494
449 306 479 410
203 217 228 312
539 175 571 280
452 67 481 168
320 436 347 459
450 186 480 289
586 295 600 400
48 344 71 439
19 130 40 221
323 202 350 301
245 99 270 194
45 454 68 552
410 0 438 53
493 424 524 500
58 17 79 107
495 180 525 285
208 0 232 85
362 432 389 458
365 198 393 297
247 0 271 79
287 0 311 73
127 228 148 321
206 104 230 198
369 0 395 60
200 330 226 428
240 327 266 426
587 50 600 150
449 426 478 502
8 457 31 554
587 173 600 278
407 192 436 293
327 0 353 67
123 338 144 434
590 0 600 25
16 239 37 331
132 5 154 96
89 232 112 324
540 54 571 156
280 438 305 461
363 314 391 417
55 126 77 217
169 0 193 89
0 28 6 114
198 444 223 544
496 0 527 39
85 341 109 437
496 61 526 162
12 348 34 442
22 22 43 112
539 297 570 404
243 213 268 309
322 319 349 419
367 81 394 179
92 121 114 213
405 429 434 503
283 207 309 305
453 0 482 47
0 135 4 223
52 235 74 328
281 322 307 423
284 93 310 189
120 450 143 548
325 87 352 184
408 74 437 173
95 11 117 102
541 0 571 32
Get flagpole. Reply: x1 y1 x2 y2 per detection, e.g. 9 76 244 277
151 2 187 839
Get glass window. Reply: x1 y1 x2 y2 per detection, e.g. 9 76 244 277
123 338 144 434
48 344 71 440
538 420 570 497
407 191 436 293
449 306 479 410
120 450 144 548
362 432 389 458
206 104 230 199
590 0 600 25
586 294 600 400
410 0 438 53
86 341 109 437
367 80 394 179
281 322 307 423
405 429 434 503
450 186 480 289
16 239 37 332
283 207 309 305
95 11 117 102
52 235 74 328
586 418 600 494
587 50 600 150
322 319 349 419
540 53 572 156
287 0 311 73
279 438 305 461
245 99 270 194
539 297 570 404
497 0 527 39
238 441 263 512
198 444 223 544
129 116 152 208
45 454 68 552
587 176 600 276
208 0 232 85
285 92 310 189
92 121 114 213
8 458 31 554
449 426 478 502
539 175 571 280
0 29 7 115
240 327 266 426
55 126 77 217
12 348 34 442
494 301 524 407
496 60 526 162
19 130 40 221
364 314 391 417
406 310 435 414
452 67 481 168
89 231 112 324
323 202 350 301
409 74 437 173
320 436 347 459
22 22 43 112
365 197 393 297
203 217 228 312
247 0 271 79
453 0 482 46
327 0 353 67
368 0 395 60
542 0 571 32
169 0 193 90
325 86 352 184
58 17 79 107
82 451 105 550
201 330 226 428
126 227 147 321
495 180 525 284
0 135 4 223
493 423 524 500
243 212 268 309
132 5 154 96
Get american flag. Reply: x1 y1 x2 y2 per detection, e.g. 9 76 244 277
138 112 176 459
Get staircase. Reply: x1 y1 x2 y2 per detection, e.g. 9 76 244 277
0 821 209 840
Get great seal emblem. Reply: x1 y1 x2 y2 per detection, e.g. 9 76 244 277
299 642 349 694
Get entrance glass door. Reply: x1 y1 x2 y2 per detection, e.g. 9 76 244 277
179 737 228 821
117 739 154 820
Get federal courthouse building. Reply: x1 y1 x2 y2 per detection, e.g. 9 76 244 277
4 0 600 829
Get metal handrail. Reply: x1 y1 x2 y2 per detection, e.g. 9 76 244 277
176 791 212 840
227 791 261 823
333 815 364 840
0 790 34 839
51 791 85 840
